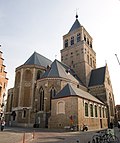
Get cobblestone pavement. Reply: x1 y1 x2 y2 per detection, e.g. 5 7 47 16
0 127 120 143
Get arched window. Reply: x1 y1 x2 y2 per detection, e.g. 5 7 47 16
90 104 93 117
85 103 88 117
57 101 65 114
99 106 102 117
50 87 56 97
39 87 44 111
102 107 105 118
24 70 32 81
50 87 56 110
95 105 98 117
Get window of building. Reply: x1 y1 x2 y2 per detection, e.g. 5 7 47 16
57 101 65 114
77 33 81 42
22 109 27 118
90 58 92 66
84 35 86 41
50 87 56 110
24 70 32 81
11 111 16 121
50 87 56 97
64 39 68 48
90 42 92 48
90 104 94 117
99 107 102 117
87 38 89 45
87 55 89 64
36 70 42 80
102 108 105 118
85 103 89 117
95 105 98 117
61 56 63 61
93 60 95 68
39 87 44 111
105 108 108 118
71 36 74 45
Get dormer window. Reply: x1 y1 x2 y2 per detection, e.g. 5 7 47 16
64 39 68 48
77 33 81 42
71 36 74 45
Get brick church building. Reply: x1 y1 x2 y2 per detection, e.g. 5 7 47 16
6 15 115 131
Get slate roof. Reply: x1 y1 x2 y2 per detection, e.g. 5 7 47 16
24 52 52 67
69 18 81 33
54 83 104 104
89 66 106 87
42 59 81 84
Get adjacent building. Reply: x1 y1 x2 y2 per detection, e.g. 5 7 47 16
0 48 8 119
6 15 115 130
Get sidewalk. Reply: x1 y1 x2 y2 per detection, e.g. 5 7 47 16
0 126 119 143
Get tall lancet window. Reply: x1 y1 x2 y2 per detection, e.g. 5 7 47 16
39 87 44 111
50 87 56 110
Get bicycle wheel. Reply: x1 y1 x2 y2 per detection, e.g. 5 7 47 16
109 135 119 143
102 134 110 143
92 135 103 143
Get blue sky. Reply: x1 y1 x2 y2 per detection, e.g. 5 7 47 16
0 0 120 104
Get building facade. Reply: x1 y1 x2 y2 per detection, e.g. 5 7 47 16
6 15 115 130
0 48 8 119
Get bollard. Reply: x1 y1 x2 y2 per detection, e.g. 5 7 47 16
76 140 79 143
88 141 90 143
23 132 25 143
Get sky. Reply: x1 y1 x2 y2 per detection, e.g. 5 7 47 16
0 0 120 105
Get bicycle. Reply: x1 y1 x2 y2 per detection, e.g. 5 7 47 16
92 129 119 143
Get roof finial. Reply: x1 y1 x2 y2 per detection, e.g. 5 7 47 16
75 8 79 19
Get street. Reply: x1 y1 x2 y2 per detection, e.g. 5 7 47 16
0 127 120 143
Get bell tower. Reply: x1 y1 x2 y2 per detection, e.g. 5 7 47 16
61 14 96 86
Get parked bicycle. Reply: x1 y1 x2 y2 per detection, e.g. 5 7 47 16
92 129 119 143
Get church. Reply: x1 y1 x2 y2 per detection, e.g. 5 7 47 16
5 15 115 131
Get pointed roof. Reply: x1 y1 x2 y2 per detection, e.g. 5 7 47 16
42 59 80 84
54 83 103 104
55 84 76 98
89 66 106 87
24 52 52 67
69 15 81 33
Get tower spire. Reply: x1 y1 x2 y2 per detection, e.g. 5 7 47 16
75 8 78 19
